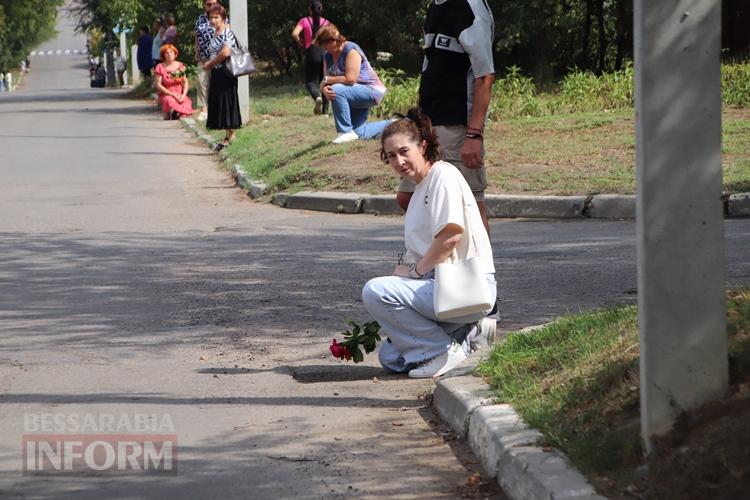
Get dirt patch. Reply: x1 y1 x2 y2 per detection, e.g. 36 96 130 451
636 390 750 500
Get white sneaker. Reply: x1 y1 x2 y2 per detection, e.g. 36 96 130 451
197 112 207 121
332 131 359 144
314 96 323 115
468 317 497 351
408 342 468 379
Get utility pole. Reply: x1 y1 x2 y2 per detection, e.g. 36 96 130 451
229 0 250 123
634 1 728 452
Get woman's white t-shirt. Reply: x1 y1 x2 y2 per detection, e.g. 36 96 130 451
404 161 495 274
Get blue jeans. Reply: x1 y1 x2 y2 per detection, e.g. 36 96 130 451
362 273 497 373
330 83 391 139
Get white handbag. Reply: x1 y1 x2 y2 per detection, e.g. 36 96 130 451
433 196 493 321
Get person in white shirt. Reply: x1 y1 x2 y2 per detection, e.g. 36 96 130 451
362 108 497 379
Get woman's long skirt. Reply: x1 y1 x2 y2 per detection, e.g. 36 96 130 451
206 67 242 130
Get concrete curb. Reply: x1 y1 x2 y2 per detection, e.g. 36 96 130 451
433 373 606 500
179 118 750 221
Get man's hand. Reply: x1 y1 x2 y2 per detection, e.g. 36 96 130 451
202 61 212 71
461 137 483 169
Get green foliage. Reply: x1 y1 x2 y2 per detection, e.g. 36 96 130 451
722 63 750 107
0 0 64 72
372 68 419 118
558 62 634 112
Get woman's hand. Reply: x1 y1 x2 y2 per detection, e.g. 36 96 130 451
322 85 336 101
393 265 411 277
175 94 184 103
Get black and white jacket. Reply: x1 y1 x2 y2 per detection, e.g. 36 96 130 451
418 0 495 126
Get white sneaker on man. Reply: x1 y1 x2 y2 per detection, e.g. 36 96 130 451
197 112 207 122
408 342 468 379
314 96 323 115
332 131 358 144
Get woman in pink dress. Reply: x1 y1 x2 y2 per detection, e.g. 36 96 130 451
153 44 194 120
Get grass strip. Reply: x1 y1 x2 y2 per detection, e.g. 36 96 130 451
477 289 750 487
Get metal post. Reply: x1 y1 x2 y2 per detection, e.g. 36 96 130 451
229 0 250 123
634 1 728 452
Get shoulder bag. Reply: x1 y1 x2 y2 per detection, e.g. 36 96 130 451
223 33 256 78
433 193 494 321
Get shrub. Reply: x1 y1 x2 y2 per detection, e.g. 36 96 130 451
722 63 750 107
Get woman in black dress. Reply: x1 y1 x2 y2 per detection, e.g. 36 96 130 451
202 4 241 150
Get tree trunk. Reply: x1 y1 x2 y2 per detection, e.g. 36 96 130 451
596 0 607 73
105 47 117 88
581 0 593 69
614 0 632 70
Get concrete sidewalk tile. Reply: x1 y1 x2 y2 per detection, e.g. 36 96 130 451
468 405 542 479
433 376 494 438
485 195 586 219
272 193 289 207
728 193 750 217
361 195 404 215
285 192 363 214
587 194 635 219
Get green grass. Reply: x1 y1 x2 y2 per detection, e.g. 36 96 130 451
185 67 750 197
476 289 750 490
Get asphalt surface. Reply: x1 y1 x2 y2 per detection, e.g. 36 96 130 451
3 6 750 500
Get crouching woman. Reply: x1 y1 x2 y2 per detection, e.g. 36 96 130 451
362 109 497 379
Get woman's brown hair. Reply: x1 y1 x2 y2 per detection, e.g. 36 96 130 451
313 24 346 47
380 108 440 163
208 4 228 20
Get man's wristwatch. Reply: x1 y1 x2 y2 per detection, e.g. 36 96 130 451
322 76 329 85
408 263 424 279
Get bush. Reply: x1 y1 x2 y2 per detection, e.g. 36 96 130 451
372 68 419 118
373 61 748 121
722 63 750 107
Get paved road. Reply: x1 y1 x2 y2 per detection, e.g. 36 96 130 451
3 7 750 500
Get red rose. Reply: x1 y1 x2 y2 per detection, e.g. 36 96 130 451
329 339 347 359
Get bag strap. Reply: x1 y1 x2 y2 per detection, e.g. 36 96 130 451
448 187 480 263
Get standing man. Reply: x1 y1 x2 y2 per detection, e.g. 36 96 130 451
397 0 495 235
136 26 153 81
195 0 223 121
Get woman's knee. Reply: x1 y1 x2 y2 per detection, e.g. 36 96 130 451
362 277 387 308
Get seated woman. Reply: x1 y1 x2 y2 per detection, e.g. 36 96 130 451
314 24 392 144
362 108 497 378
153 44 194 120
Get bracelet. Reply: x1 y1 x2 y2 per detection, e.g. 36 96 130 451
467 126 483 134
465 131 483 140
408 263 424 279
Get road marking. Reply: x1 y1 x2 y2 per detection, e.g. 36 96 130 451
29 49 86 58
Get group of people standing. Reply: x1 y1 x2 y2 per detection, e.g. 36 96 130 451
134 1 241 150
135 0 498 380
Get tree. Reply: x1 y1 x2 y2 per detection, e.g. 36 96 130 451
0 0 64 73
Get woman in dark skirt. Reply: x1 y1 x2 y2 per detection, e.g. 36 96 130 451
202 4 241 150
